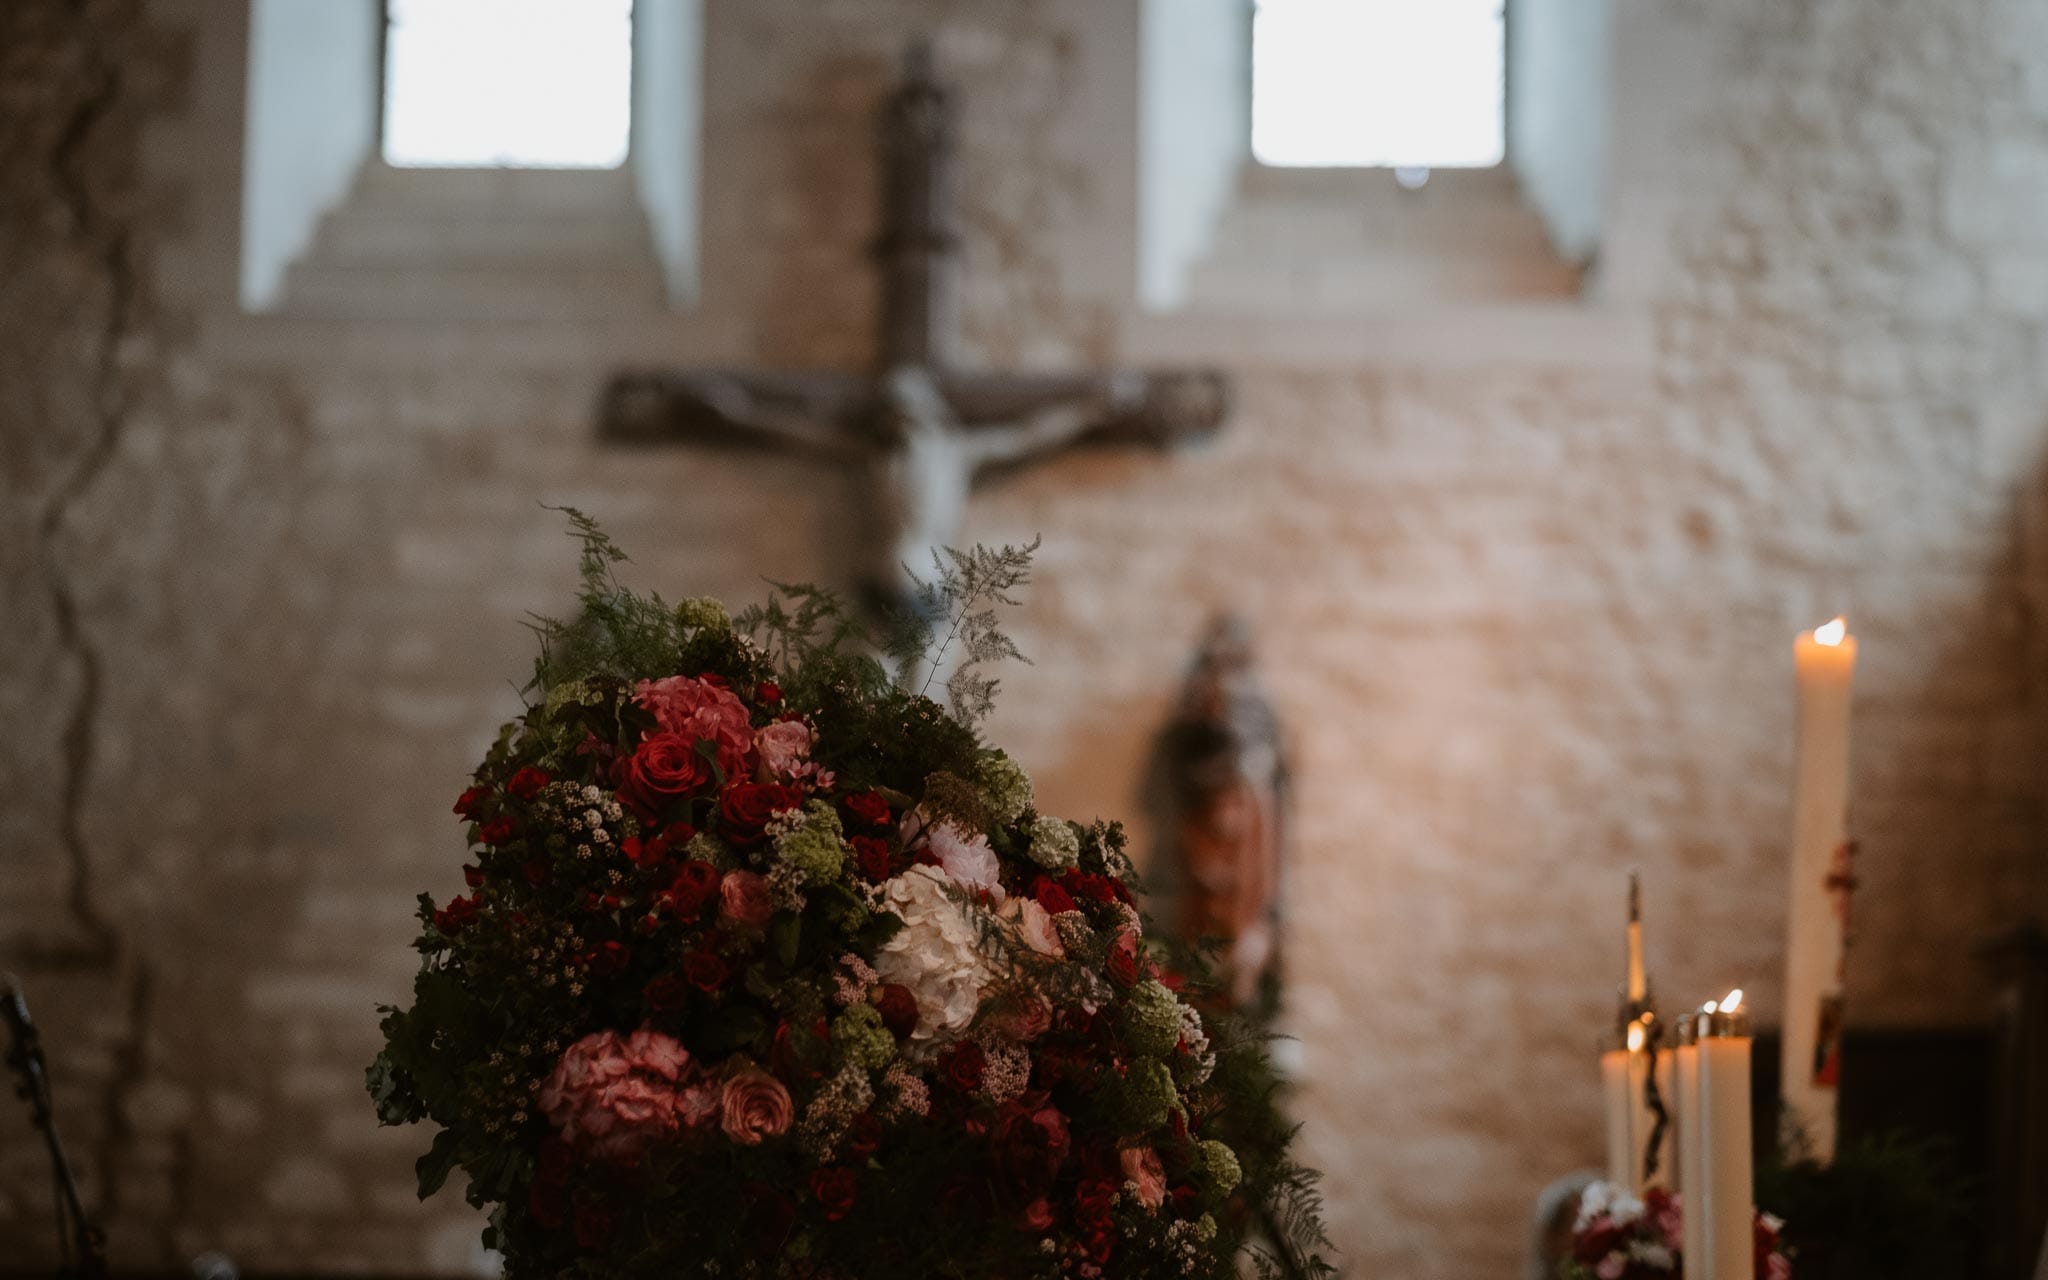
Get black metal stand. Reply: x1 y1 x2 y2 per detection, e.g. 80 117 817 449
3 977 108 1278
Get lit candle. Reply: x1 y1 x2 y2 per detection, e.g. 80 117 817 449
1672 1011 1702 1215
1696 990 1753 1280
1601 1030 1634 1187
1786 617 1856 1162
1600 1018 1659 1191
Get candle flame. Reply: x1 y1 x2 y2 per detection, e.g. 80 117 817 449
1703 999 1718 1014
1721 988 1744 1013
1814 617 1847 646
1627 1022 1645 1052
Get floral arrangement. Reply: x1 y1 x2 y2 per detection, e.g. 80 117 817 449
367 515 1332 1280
1565 1182 1791 1280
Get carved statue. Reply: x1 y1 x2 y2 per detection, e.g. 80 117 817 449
1143 616 1289 1016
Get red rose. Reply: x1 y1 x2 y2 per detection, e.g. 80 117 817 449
479 816 518 847
941 1040 986 1092
1032 877 1077 916
621 732 711 820
572 1199 615 1249
1169 1183 1198 1216
433 894 479 935
844 1112 882 1161
507 765 551 800
522 859 550 888
719 782 804 848
585 940 628 976
663 860 721 918
1020 1198 1055 1232
808 1167 857 1221
622 831 677 871
1074 1178 1117 1231
850 835 893 882
682 949 729 992
993 1102 1071 1202
873 984 919 1040
1064 870 1119 904
844 790 891 827
528 1179 568 1229
1106 930 1140 988
756 680 782 703
453 785 489 819
645 973 689 1011
461 863 485 888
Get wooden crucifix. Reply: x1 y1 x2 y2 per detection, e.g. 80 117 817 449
599 41 1230 620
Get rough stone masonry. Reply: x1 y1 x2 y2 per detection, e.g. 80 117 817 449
3 0 2048 1276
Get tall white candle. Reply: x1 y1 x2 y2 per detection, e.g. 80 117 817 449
1673 1015 1702 1216
1626 1021 1656 1191
1601 1020 1658 1191
1696 991 1754 1280
1601 1040 1633 1187
1785 618 1856 1161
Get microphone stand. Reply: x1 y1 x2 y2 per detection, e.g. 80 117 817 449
3 976 108 1278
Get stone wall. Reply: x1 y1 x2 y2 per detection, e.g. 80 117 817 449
4 0 2047 1276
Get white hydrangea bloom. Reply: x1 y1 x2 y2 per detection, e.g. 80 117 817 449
902 808 1002 894
873 865 993 1056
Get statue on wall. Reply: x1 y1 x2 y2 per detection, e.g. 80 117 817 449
1142 616 1290 1017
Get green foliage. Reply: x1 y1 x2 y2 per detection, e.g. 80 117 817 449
1757 1131 1972 1279
906 540 1039 725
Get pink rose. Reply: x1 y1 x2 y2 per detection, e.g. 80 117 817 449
719 869 773 927
635 676 755 778
719 1069 793 1145
538 1028 696 1162
999 994 1053 1043
1119 1146 1166 1211
1001 896 1064 958
753 719 813 781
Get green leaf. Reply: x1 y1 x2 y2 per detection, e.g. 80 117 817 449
694 738 726 789
365 1053 422 1126
771 914 801 969
416 1128 462 1200
698 1004 768 1054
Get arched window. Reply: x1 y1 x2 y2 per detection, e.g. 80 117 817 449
1249 0 1506 171
380 0 634 169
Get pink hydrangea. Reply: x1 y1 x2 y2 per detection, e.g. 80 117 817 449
634 676 754 778
754 719 814 781
537 1028 700 1162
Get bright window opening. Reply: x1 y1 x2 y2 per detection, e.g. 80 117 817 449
1250 0 1506 169
381 0 633 168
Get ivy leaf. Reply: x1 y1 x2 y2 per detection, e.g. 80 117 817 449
365 1053 421 1126
416 1128 462 1200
